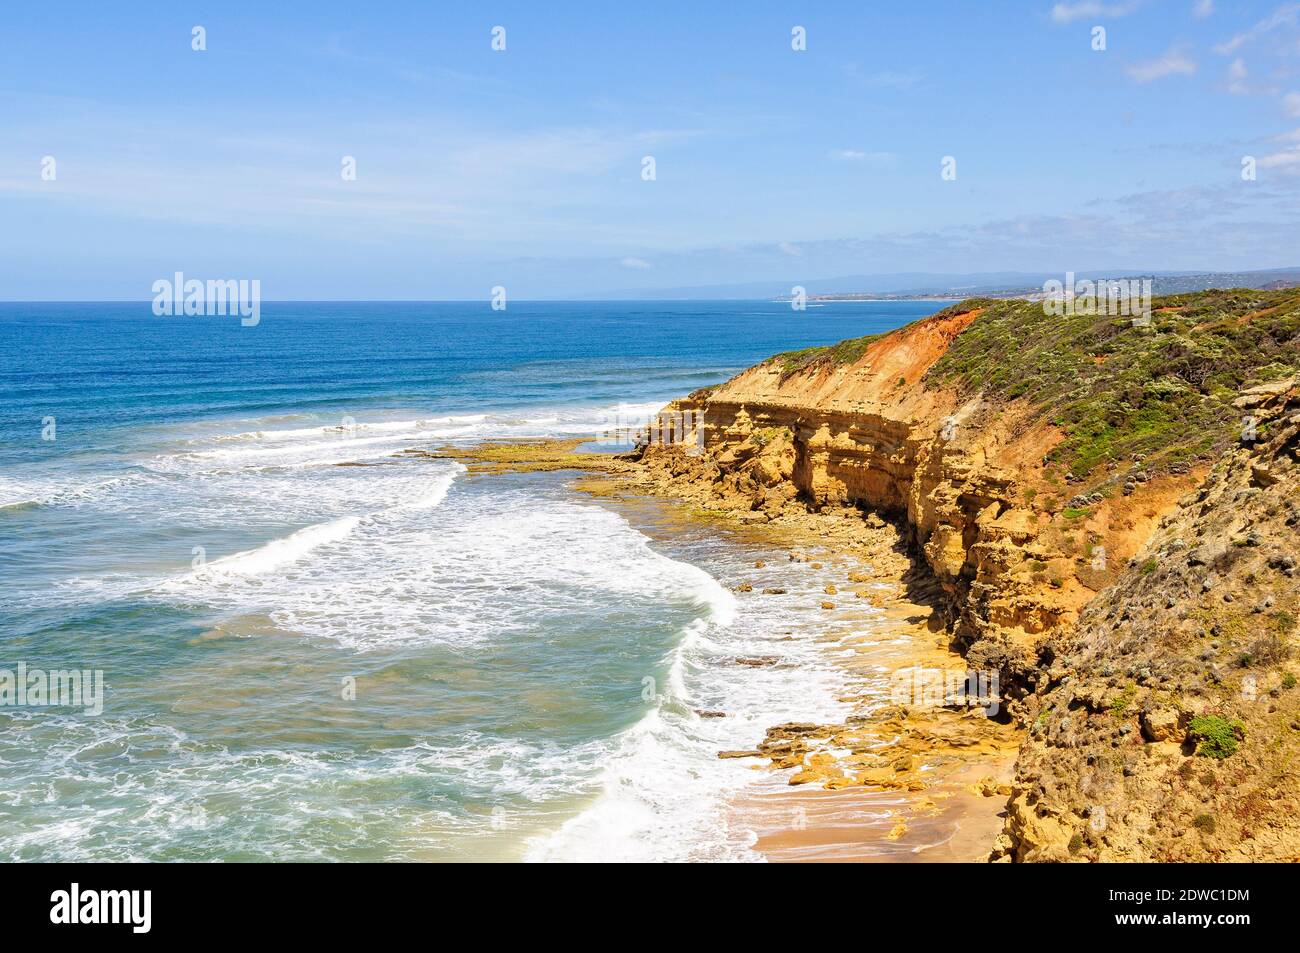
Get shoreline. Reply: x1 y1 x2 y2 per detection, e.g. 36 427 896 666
576 466 1019 862
446 438 1019 861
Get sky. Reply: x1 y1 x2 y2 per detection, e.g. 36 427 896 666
2 0 1300 299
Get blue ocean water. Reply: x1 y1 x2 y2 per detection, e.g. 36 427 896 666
0 299 938 861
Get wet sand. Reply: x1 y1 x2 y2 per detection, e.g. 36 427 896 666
741 757 1015 863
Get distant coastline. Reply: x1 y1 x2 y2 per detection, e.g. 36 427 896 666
772 267 1300 304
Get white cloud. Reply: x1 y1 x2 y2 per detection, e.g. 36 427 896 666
1127 47 1197 82
1286 91 1300 116
1259 146 1300 169
1193 0 1214 19
777 242 802 257
1050 2 1139 24
620 256 652 270
1213 3 1300 55
1228 58 1249 93
0 96 711 258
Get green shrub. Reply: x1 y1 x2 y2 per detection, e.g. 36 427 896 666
1192 814 1216 833
751 426 789 448
1187 715 1246 759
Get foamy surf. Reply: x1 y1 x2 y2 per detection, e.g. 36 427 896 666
0 497 41 513
524 533 857 863
203 516 363 576
197 401 667 451
398 466 462 511
0 298 938 862
152 464 465 607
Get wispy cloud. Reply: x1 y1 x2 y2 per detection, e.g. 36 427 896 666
1286 91 1300 116
0 99 703 255
1260 144 1300 170
1213 2 1300 55
593 183 1300 290
828 149 894 162
1228 58 1250 93
1127 47 1197 82
841 65 926 90
1050 2 1140 24
867 70 925 89
1193 0 1215 20
620 256 652 270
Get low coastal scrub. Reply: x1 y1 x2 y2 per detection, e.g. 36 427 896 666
925 289 1300 481
1187 715 1246 759
751 426 792 448
774 333 884 379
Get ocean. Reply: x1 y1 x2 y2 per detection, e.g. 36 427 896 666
0 299 940 861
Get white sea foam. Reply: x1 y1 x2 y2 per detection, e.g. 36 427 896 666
396 467 460 511
194 401 666 453
7 396 871 863
0 715 595 862
525 543 860 863
203 516 363 576
0 476 45 509
0 473 148 511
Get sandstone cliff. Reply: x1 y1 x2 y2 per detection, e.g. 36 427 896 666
635 289 1300 859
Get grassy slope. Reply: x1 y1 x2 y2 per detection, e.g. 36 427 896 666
915 290 1300 481
924 290 1299 480
709 288 1298 500
773 333 886 379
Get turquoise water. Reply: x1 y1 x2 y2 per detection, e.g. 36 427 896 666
0 299 938 861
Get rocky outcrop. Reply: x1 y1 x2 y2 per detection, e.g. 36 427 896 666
637 306 1195 714
996 381 1300 862
634 292 1300 860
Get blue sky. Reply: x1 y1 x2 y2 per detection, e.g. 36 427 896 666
3 0 1300 298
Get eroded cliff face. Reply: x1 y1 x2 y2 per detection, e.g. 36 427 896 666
640 307 1202 714
996 382 1300 862
634 292 1300 860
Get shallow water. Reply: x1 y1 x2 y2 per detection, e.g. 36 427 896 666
0 299 938 861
